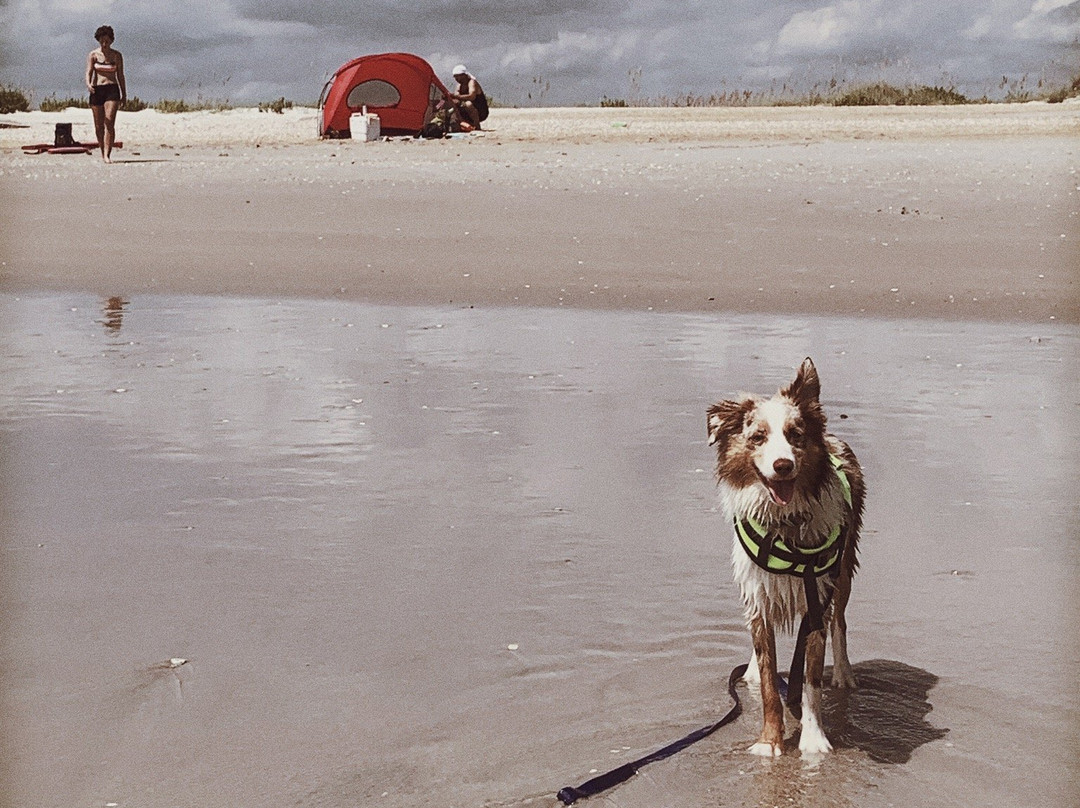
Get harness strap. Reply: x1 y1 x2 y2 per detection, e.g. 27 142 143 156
784 570 833 721
736 516 842 576
735 453 852 578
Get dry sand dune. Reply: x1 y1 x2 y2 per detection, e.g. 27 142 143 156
2 103 1077 323
1 101 1078 147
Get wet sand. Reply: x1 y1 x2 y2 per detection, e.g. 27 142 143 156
1 105 1079 807
0 295 1077 807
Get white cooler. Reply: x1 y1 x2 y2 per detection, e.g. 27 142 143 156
350 109 381 141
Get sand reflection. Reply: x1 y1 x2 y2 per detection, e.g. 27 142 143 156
0 293 1075 808
101 296 128 333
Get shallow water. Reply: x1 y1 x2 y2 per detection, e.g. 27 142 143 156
0 293 1077 807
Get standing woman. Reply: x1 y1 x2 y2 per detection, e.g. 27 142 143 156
85 25 126 163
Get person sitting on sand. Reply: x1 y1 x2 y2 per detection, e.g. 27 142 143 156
449 65 488 131
86 25 126 163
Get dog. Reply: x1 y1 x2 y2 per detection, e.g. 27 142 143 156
707 357 865 757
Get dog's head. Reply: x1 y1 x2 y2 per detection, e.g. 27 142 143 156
707 358 827 507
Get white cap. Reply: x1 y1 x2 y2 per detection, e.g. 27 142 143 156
452 64 469 76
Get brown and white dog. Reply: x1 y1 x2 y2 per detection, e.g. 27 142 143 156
707 358 865 756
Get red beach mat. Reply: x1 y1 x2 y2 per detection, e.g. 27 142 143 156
22 141 124 154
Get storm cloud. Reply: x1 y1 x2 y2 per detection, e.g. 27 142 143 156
2 0 1077 105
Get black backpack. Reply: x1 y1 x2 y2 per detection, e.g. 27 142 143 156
54 123 76 147
420 109 450 139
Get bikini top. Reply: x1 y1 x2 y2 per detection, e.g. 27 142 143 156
93 58 119 75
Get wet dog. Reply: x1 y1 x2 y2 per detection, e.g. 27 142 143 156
707 358 865 756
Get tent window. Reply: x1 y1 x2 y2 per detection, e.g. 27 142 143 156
347 80 401 109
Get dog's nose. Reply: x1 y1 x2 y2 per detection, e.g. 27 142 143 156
773 458 794 477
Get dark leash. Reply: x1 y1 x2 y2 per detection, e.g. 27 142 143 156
556 662 748 805
556 570 831 805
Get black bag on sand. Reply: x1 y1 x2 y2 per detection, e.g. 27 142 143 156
54 123 76 147
420 109 450 139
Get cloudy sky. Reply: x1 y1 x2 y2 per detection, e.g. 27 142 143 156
2 0 1078 106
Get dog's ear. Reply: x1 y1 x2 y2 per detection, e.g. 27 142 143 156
707 399 749 447
783 357 820 406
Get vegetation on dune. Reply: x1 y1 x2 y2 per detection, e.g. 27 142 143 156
258 96 294 114
1046 74 1080 103
152 97 232 113
592 71 1080 108
831 83 970 106
3 69 1078 114
2 87 303 114
0 84 31 114
602 81 975 108
151 98 193 113
38 94 88 111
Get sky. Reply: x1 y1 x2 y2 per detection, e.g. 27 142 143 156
2 0 1078 106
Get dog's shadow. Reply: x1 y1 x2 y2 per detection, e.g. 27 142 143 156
823 659 948 763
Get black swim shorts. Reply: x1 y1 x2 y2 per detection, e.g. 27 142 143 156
89 84 121 106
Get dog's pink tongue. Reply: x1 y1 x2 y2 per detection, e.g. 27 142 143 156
769 479 796 506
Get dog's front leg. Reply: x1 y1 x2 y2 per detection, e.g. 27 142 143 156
829 573 857 689
748 614 784 756
798 627 833 754
743 646 761 685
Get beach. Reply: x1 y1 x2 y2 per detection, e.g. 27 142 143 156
1 103 1078 322
1 104 1078 808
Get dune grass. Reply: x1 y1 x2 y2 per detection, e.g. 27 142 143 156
152 97 232 113
1046 74 1080 103
595 73 1080 108
831 83 970 106
8 89 296 114
0 84 31 114
38 94 87 111
4 71 1078 115
605 82 972 108
258 97 294 114
34 93 150 112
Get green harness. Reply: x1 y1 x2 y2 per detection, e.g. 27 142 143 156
735 454 853 578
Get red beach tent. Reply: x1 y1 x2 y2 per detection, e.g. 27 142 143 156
318 52 451 138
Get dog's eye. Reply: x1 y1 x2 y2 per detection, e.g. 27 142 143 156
787 428 805 447
747 431 766 446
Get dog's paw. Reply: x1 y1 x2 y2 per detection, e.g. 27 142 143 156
798 728 833 756
748 740 784 757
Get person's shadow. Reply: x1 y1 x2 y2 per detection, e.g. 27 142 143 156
824 659 949 763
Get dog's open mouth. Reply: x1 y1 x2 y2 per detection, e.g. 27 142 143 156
760 474 796 506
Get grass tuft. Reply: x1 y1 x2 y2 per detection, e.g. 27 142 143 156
38 93 147 111
0 84 31 114
153 97 232 113
592 69 1080 108
258 97 293 114
1046 74 1080 104
832 83 970 106
39 94 88 111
